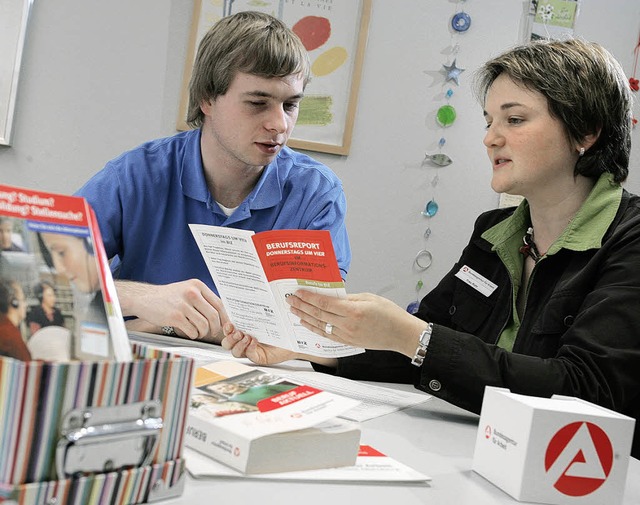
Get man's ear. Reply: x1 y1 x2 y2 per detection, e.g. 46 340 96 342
200 99 213 116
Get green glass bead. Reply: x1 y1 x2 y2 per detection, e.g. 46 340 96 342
436 105 457 127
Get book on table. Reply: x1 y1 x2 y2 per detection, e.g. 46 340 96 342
0 183 132 362
184 360 362 474
189 224 364 358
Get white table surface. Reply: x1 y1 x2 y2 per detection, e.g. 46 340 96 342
164 383 640 505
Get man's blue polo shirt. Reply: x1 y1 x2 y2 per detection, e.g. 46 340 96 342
76 129 351 294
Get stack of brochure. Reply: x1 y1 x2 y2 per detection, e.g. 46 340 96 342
185 360 362 474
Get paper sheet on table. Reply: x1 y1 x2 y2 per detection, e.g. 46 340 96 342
185 446 431 484
129 332 432 422
277 370 432 422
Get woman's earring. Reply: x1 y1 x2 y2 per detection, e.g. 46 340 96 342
578 147 585 157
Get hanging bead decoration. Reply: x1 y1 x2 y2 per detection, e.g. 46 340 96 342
409 0 472 313
630 29 640 127
442 59 465 85
407 279 424 315
451 11 471 33
436 103 457 127
422 200 439 217
424 152 452 167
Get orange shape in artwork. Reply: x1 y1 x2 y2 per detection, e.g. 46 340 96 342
292 16 331 51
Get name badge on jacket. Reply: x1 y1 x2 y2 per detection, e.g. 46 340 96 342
455 265 498 297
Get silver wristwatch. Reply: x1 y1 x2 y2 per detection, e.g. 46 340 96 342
411 323 433 367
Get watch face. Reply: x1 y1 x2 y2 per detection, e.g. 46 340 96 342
419 324 433 344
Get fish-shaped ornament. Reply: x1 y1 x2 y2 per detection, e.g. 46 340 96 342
424 152 453 167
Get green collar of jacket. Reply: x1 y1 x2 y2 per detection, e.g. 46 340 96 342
480 172 622 350
482 172 622 260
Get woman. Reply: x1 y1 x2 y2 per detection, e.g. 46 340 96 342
27 280 65 335
222 39 640 458
0 217 24 252
0 278 31 361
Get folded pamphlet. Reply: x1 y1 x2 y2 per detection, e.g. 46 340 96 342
190 225 363 358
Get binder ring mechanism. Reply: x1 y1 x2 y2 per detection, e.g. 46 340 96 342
56 400 163 479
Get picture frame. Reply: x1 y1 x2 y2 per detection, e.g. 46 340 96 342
177 0 372 155
0 0 34 146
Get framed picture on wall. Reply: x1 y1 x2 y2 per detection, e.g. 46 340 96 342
0 0 34 146
177 0 372 155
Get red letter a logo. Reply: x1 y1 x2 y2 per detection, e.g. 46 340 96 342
544 422 613 496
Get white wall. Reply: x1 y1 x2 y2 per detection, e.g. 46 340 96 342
1 0 639 309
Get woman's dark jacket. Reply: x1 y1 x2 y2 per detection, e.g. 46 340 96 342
323 189 640 459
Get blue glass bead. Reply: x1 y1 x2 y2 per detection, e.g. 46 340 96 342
422 200 439 217
451 12 471 32
407 301 420 314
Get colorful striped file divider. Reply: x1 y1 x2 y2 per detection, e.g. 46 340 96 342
0 343 194 505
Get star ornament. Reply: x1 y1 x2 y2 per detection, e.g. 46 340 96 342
442 59 465 85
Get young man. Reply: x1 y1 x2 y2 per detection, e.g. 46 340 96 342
76 11 351 344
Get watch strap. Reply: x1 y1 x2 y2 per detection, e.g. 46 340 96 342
411 323 433 367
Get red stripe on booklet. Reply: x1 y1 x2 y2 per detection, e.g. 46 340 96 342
0 185 89 226
358 445 385 457
257 385 322 412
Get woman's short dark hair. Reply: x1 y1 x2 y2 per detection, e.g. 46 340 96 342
475 38 633 183
34 280 55 302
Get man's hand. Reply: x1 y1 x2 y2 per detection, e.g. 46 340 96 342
117 279 229 343
220 322 338 368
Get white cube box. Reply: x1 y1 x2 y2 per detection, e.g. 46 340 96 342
472 387 635 505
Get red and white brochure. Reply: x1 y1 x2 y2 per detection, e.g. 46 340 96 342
190 225 363 358
0 184 131 362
